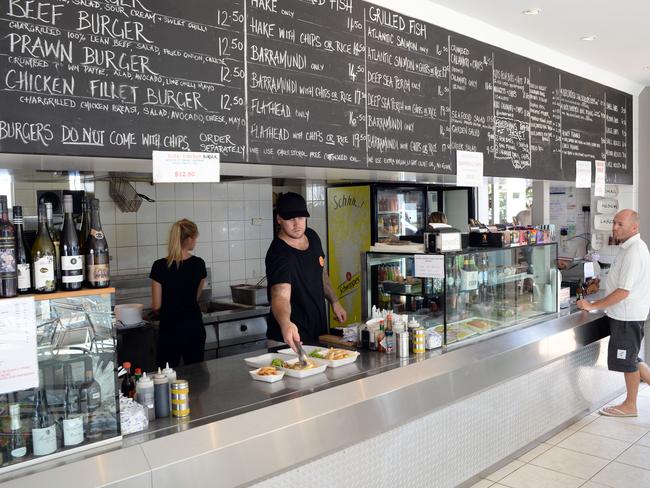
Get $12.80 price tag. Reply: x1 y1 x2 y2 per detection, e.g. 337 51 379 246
153 151 220 183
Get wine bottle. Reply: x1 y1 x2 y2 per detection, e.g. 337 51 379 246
45 203 61 286
32 204 56 293
62 363 84 446
0 196 17 298
121 362 136 399
31 386 57 456
78 357 101 438
85 199 109 288
8 403 27 460
13 206 31 294
79 196 90 283
60 195 83 291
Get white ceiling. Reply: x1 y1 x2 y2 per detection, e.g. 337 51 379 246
426 0 650 87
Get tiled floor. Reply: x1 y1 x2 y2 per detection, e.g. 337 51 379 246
470 383 650 488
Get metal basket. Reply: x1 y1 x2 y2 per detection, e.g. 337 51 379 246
109 177 142 213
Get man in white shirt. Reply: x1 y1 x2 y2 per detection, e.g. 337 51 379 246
578 209 650 417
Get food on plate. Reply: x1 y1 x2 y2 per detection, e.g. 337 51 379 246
283 360 316 370
308 348 325 358
467 319 491 331
271 358 284 368
256 366 280 376
308 347 353 360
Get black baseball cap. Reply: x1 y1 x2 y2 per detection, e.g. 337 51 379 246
276 192 310 220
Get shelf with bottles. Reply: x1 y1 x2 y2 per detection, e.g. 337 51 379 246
0 289 119 472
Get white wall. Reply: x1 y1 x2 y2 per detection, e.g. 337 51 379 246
639 87 650 242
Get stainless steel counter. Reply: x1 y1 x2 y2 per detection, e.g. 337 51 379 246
0 306 614 488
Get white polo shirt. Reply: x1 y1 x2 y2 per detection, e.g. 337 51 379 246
605 233 650 321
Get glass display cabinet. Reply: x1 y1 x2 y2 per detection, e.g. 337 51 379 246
0 289 120 472
364 243 558 347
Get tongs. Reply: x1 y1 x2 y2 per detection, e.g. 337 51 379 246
295 342 310 367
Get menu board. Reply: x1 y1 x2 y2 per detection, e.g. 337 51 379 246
0 0 247 160
0 0 634 183
364 5 451 173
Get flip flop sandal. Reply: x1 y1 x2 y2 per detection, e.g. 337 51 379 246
599 407 638 417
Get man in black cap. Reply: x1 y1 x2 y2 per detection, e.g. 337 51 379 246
265 192 347 350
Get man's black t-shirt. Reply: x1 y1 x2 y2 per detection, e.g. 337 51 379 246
265 228 327 343
149 255 207 333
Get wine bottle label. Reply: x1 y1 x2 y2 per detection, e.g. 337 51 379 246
0 236 17 277
63 416 84 446
11 446 27 458
17 263 30 288
90 229 105 240
61 255 83 271
32 425 57 455
34 256 55 289
87 264 109 283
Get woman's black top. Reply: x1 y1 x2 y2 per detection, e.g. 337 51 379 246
149 255 207 334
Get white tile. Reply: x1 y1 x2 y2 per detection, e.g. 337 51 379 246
518 443 553 463
116 224 137 247
229 260 246 280
616 443 650 470
211 182 228 200
308 200 326 220
637 430 650 447
175 201 194 220
211 280 231 298
261 219 274 239
194 201 211 222
244 221 261 239
212 242 229 262
228 200 244 220
115 208 137 224
137 223 157 246
212 221 228 241
227 182 244 200
604 412 650 429
211 201 229 221
260 201 273 220
577 483 610 488
546 428 576 445
229 221 245 241
94 181 110 201
157 223 171 245
581 417 649 443
245 240 261 259
244 200 260 220
175 183 194 200
193 183 211 200
567 414 599 431
259 239 271 258
468 480 494 488
259 180 272 201
312 184 325 201
246 259 263 279
498 464 582 488
229 240 245 260
592 461 650 487
485 460 525 482
157 245 167 259
156 201 175 223
99 201 116 225
530 446 609 480
193 241 212 263
558 431 631 460
243 182 259 201
196 222 212 241
211 262 230 282
137 202 156 224
103 224 117 250
137 246 158 269
117 247 138 270
155 183 175 200
135 182 155 200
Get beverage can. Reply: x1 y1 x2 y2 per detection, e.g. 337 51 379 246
171 379 190 417
413 327 425 354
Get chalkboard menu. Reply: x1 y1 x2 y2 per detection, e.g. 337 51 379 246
0 0 634 183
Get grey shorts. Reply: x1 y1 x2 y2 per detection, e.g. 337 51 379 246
608 318 645 373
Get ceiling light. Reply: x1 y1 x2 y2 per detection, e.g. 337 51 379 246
522 8 541 15
580 35 597 41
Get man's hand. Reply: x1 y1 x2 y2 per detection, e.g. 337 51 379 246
332 301 347 323
281 322 302 352
577 299 593 311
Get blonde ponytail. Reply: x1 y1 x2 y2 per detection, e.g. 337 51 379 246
167 219 198 267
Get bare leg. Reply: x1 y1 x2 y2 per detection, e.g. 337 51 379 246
638 361 650 384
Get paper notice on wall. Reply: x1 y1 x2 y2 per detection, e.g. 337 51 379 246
594 160 606 197
456 151 484 187
414 254 444 278
575 160 592 188
153 151 220 183
549 189 567 224
0 296 38 394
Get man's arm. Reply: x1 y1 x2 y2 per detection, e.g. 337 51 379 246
322 272 347 323
577 288 629 311
270 283 301 351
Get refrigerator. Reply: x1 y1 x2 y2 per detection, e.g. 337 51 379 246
372 185 427 243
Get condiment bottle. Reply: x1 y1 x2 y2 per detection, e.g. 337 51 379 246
153 368 170 418
162 362 177 383
136 372 155 421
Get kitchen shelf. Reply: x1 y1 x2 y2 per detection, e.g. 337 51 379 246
31 287 116 301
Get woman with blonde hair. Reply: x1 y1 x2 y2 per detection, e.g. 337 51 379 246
150 219 207 367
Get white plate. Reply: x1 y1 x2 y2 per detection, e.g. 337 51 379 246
278 346 360 368
244 353 287 369
277 357 327 378
249 368 285 383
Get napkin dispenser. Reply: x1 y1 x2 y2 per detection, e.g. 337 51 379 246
424 227 462 253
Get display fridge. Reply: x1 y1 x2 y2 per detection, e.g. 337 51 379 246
372 185 427 243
